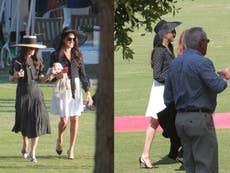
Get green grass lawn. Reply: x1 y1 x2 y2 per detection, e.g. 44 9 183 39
1 0 230 172
115 129 230 173
115 0 230 172
115 0 230 116
0 68 96 173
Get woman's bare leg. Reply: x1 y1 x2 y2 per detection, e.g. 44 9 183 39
22 136 29 158
56 117 68 154
30 136 39 162
68 116 79 159
140 118 159 167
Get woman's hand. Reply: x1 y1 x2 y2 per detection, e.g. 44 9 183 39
86 91 93 107
9 69 24 81
54 72 64 80
14 69 24 79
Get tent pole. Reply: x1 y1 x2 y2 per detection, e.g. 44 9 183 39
16 0 21 52
0 0 6 22
27 0 35 35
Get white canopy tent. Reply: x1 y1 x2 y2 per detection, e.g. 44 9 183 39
2 0 36 42
0 0 36 68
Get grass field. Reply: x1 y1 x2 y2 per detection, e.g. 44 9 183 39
114 0 230 173
0 67 96 173
115 0 230 116
1 0 230 173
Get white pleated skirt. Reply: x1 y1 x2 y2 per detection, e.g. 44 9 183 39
145 81 166 119
50 77 84 117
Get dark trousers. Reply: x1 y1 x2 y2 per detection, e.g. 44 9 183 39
168 135 182 159
175 112 218 173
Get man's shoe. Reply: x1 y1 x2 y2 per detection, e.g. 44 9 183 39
176 156 183 164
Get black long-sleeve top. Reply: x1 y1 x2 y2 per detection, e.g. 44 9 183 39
151 45 175 84
49 51 90 93
9 56 44 83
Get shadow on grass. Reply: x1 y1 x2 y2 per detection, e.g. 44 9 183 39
0 165 93 170
0 155 93 170
153 155 184 171
0 98 15 113
174 165 184 171
0 97 51 114
0 154 74 160
0 99 15 113
154 155 177 165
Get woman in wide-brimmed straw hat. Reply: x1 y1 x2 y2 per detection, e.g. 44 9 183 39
9 35 53 163
139 20 182 169
49 26 93 160
12 35 47 48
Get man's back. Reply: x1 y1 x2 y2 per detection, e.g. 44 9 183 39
165 48 227 113
163 27 230 173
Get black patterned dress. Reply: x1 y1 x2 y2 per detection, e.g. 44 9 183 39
9 56 51 138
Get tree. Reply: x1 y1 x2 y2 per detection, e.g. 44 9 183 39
114 0 180 60
94 1 114 173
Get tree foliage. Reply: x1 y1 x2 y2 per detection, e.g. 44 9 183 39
114 0 180 59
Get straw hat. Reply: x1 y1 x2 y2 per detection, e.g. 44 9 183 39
13 35 47 48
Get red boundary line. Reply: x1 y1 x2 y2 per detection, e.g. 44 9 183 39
114 113 230 132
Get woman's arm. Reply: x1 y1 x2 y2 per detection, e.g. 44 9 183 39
86 90 93 107
39 72 55 83
9 69 24 81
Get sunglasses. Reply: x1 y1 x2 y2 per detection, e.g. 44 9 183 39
171 29 176 34
201 38 210 43
66 37 75 42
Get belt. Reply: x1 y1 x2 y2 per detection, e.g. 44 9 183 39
178 108 212 114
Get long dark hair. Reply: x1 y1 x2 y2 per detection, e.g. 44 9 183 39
153 34 174 54
57 31 83 65
151 34 175 67
18 47 40 71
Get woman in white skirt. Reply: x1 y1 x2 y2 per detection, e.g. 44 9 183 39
139 20 181 168
49 27 93 159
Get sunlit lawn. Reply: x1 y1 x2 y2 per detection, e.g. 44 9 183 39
0 69 96 173
1 0 230 172
115 0 230 172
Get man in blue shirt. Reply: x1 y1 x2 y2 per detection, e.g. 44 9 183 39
164 27 230 173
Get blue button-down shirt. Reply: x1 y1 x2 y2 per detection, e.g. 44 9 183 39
164 48 227 113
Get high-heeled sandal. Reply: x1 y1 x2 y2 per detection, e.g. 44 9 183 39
67 150 74 160
138 156 154 169
56 139 63 155
21 149 29 159
29 152 37 163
